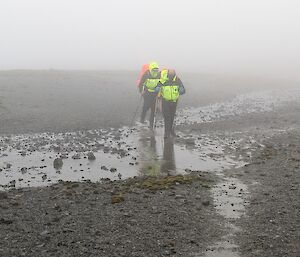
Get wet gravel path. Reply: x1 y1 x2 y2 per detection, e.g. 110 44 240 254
0 86 300 257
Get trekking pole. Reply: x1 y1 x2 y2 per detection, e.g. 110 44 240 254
130 95 143 127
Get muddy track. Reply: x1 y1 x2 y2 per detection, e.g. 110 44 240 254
0 88 300 257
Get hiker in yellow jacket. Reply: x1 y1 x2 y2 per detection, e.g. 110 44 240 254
138 62 161 130
155 69 185 139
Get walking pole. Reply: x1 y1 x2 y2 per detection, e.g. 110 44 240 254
130 95 143 127
152 96 159 130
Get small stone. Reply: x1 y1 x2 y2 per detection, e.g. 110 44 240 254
0 192 8 200
110 167 117 173
40 230 50 236
53 158 63 169
202 200 210 206
72 153 81 160
0 218 13 224
185 138 195 145
101 165 108 171
20 167 27 174
60 154 68 159
87 152 96 160
111 194 124 204
229 185 237 190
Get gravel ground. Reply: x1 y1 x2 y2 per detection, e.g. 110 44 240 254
180 102 300 257
0 71 299 257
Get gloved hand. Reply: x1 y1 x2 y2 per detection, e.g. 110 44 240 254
179 86 185 95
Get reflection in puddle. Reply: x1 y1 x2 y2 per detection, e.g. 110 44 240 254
0 127 242 190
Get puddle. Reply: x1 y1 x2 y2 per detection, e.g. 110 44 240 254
204 241 239 257
212 177 248 219
0 126 242 190
202 175 249 257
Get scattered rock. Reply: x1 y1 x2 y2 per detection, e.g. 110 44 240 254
110 167 117 173
20 167 27 174
229 185 237 190
72 153 81 160
202 200 210 206
87 152 96 160
0 218 13 224
0 192 8 200
101 166 108 171
111 194 124 204
185 138 195 145
53 158 63 169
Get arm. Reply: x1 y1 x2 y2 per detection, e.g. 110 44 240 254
154 81 163 94
138 72 148 93
177 78 186 95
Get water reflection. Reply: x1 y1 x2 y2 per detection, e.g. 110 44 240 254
161 139 176 175
138 130 176 177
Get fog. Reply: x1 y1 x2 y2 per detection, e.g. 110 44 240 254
1 0 300 80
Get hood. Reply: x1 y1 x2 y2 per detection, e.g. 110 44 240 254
149 62 159 71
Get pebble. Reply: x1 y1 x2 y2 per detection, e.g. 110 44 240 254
0 192 8 200
202 200 210 206
53 158 63 169
87 152 96 160
20 167 27 174
72 153 81 160
110 167 117 173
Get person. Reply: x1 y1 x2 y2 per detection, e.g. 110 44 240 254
155 69 185 139
138 62 161 130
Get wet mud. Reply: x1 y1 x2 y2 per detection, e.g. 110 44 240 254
0 82 300 256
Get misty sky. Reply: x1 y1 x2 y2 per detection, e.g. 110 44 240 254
1 0 300 80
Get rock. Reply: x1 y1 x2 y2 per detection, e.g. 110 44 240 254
53 158 63 169
111 194 124 204
72 153 81 160
118 173 122 179
87 152 96 160
0 218 13 224
202 200 210 206
20 167 27 174
229 185 237 190
101 166 108 171
60 154 68 159
185 138 195 145
110 167 117 173
6 163 12 169
0 192 8 200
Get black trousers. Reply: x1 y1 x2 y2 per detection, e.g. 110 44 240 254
140 91 157 129
162 99 177 137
